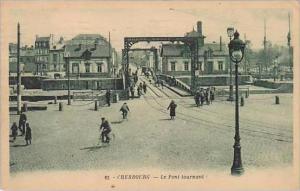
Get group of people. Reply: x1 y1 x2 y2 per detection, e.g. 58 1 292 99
194 87 215 107
10 111 32 145
129 81 147 98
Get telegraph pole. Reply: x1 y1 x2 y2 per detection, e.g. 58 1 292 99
262 19 267 79
17 23 22 114
287 12 292 72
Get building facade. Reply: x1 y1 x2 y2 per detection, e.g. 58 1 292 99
160 21 229 76
35 35 53 75
64 34 116 78
9 43 36 74
48 37 65 78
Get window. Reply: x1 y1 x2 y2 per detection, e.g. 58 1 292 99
54 64 57 71
171 61 176 71
184 61 189 71
53 54 58 62
85 63 90 73
218 61 224 70
198 61 202 71
97 63 103 73
72 63 79 73
42 64 47 70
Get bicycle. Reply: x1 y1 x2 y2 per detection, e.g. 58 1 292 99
98 132 115 146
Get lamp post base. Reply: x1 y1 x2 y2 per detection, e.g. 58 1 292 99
231 166 244 176
231 144 244 176
227 84 234 101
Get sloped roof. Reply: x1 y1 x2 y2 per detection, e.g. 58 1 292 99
161 44 190 57
65 44 110 58
198 43 228 56
66 34 108 45
36 36 50 42
161 42 228 57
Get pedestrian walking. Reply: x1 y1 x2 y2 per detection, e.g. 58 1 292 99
100 117 112 143
210 87 215 104
105 89 111 107
167 100 177 120
11 122 18 141
200 89 205 106
143 82 147 94
205 88 210 105
130 85 135 98
25 123 32 145
137 86 142 97
18 111 27 135
194 91 200 107
120 103 130 119
139 82 143 94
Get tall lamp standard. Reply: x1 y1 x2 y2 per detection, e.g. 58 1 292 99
64 52 71 105
228 30 246 175
227 27 235 101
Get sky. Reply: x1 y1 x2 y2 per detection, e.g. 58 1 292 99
1 1 293 51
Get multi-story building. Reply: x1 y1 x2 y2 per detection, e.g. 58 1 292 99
9 43 36 74
64 34 116 78
160 21 229 76
35 35 53 75
48 37 65 78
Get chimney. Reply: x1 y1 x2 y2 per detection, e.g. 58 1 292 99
197 21 202 36
220 36 222 51
36 35 39 40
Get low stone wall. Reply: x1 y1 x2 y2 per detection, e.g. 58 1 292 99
177 75 252 86
9 76 48 89
254 80 293 93
41 78 123 91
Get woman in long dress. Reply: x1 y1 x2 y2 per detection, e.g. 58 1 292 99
167 100 177 120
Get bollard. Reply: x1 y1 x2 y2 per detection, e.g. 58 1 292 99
245 90 249 98
59 102 63 111
54 96 57 104
240 96 244 106
95 100 98 111
23 102 28 112
275 96 280 104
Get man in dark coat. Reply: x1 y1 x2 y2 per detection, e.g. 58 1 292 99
167 100 177 120
194 91 200 107
11 122 18 141
130 85 135 98
120 103 130 119
142 82 147 94
200 89 205 106
105 89 111 107
25 123 32 145
100 118 112 143
18 111 27 135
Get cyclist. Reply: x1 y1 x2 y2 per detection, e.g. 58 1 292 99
100 117 111 143
120 103 130 119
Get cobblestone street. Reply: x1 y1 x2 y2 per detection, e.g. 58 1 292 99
9 80 293 174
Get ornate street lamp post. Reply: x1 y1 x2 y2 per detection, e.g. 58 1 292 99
64 52 71 105
227 27 235 101
228 30 245 175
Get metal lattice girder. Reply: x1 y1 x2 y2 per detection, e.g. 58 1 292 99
123 36 199 93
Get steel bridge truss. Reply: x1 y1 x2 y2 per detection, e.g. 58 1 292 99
122 37 199 93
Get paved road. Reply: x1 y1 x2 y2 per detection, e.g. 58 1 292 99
9 79 293 173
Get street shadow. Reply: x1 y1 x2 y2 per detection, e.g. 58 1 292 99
11 144 28 147
111 120 123 124
159 118 172 121
80 145 108 151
